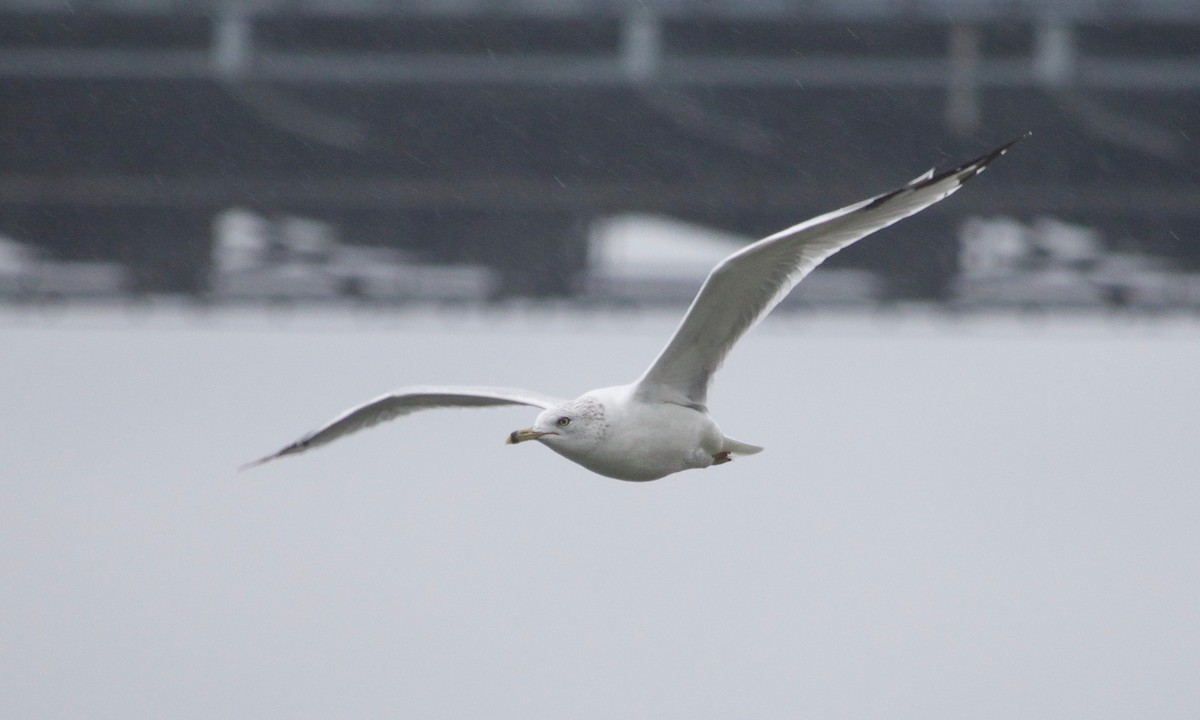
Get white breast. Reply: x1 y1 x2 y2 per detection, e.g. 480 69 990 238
562 386 724 482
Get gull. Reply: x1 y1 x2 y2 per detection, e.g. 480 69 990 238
244 137 1022 481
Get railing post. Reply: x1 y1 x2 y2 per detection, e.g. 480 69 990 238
1034 18 1076 87
621 6 661 83
212 5 252 79
947 24 981 135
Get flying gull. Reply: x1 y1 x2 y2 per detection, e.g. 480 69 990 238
244 136 1023 481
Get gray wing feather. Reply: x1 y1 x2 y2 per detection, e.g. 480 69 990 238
242 385 565 469
635 136 1024 407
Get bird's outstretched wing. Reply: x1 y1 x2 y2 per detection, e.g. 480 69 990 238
242 386 566 469
635 136 1025 407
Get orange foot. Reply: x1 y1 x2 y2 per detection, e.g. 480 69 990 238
712 451 732 465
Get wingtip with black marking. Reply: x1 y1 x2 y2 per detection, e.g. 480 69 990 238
863 133 1027 212
238 438 310 472
917 131 1030 190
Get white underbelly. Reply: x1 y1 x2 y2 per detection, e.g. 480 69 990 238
573 403 723 482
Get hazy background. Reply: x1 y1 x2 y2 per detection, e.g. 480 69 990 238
2 305 1198 718
3 0 1200 717
3 0 1200 305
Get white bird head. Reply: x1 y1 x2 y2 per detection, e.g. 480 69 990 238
506 396 607 456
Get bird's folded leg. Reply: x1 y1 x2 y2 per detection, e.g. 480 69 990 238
712 451 732 465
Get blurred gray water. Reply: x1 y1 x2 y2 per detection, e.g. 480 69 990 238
2 305 1198 718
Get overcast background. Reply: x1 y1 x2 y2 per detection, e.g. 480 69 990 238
2 305 1197 719
4 1 1199 716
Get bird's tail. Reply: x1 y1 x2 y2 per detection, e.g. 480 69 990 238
722 437 763 456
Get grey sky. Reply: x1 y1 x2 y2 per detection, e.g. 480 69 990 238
2 306 1198 719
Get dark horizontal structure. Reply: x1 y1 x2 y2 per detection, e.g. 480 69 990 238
1 0 1198 298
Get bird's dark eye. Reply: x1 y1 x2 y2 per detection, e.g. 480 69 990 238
556 416 571 428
